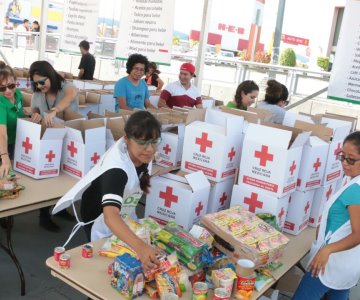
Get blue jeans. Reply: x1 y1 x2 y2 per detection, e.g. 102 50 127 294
293 272 350 300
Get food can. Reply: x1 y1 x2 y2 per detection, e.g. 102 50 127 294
54 246 65 262
219 277 234 297
81 243 93 258
213 287 230 300
59 254 71 269
192 282 208 300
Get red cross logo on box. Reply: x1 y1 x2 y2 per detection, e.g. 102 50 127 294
289 160 297 175
326 185 333 201
228 147 236 161
22 137 33 154
91 152 100 164
244 192 263 213
195 201 204 216
219 192 228 206
254 145 273 167
26 82 30 88
195 132 213 153
334 143 342 159
163 144 171 155
67 141 78 157
304 201 310 213
45 150 55 163
278 207 285 221
159 186 178 208
313 158 321 172
16 82 20 87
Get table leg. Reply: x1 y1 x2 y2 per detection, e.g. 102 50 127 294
0 216 26 296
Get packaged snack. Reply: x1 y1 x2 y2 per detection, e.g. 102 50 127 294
189 225 214 249
144 281 158 299
155 267 182 298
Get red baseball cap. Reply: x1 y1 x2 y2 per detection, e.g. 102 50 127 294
180 63 196 77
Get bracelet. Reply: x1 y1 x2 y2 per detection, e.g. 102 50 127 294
0 153 8 157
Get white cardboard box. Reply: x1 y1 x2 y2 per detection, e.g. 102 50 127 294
309 182 337 228
230 183 290 229
207 177 235 214
105 117 125 150
181 109 244 182
14 119 67 179
284 190 315 235
16 77 32 89
145 171 210 230
61 119 106 178
238 123 310 197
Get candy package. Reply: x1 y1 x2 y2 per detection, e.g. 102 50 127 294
155 266 182 298
189 225 214 249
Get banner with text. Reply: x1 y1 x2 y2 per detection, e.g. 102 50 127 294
0 2 4 42
60 0 99 54
116 0 175 65
328 0 360 104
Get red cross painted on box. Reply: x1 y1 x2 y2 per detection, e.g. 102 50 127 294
195 201 204 216
67 141 78 157
244 192 263 213
228 147 236 161
22 137 33 154
304 201 310 213
326 185 333 201
45 150 55 163
163 144 171 155
313 158 321 172
254 145 273 167
195 132 213 153
278 207 285 220
91 152 100 164
16 82 20 87
159 186 178 208
219 192 228 206
289 160 297 175
334 143 342 159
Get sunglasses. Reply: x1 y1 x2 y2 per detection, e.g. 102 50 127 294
0 83 16 92
337 152 360 165
32 77 48 86
131 137 162 148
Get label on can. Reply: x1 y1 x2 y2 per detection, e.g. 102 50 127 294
59 254 71 269
193 282 208 300
234 275 256 300
213 287 229 300
54 246 65 262
82 243 93 258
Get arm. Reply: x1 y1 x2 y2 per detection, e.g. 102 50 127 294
196 104 203 108
78 68 84 79
157 89 171 108
78 56 85 79
0 125 11 178
195 96 203 109
117 96 132 110
156 77 164 90
144 98 156 109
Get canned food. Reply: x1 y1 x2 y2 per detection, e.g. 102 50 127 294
213 288 229 300
54 246 65 262
192 282 208 300
59 254 71 269
82 243 93 258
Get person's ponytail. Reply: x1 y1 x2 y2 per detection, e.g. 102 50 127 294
139 169 151 194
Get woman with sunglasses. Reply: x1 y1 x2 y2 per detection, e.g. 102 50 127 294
293 131 360 300
226 80 259 111
29 60 79 127
54 111 161 273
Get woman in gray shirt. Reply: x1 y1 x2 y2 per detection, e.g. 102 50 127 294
29 60 79 127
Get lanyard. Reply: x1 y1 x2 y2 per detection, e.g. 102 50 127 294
45 95 56 111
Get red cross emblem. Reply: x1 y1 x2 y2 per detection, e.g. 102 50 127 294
91 152 100 164
244 192 263 213
26 82 30 88
159 187 178 208
195 132 213 153
326 185 333 201
67 141 78 157
278 207 285 220
334 143 342 159
163 144 171 155
254 145 273 167
313 158 321 172
228 147 236 161
289 160 297 175
195 201 204 216
219 192 228 206
16 82 20 87
45 150 55 162
22 137 33 154
304 201 310 213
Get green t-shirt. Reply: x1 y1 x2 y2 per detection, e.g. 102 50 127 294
326 183 360 235
226 101 247 110
0 89 24 144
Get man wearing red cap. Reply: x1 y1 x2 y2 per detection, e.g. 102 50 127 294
158 62 203 108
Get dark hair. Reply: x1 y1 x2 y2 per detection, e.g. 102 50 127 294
23 19 29 24
344 131 360 154
29 60 64 93
280 84 289 102
126 53 149 74
79 40 90 51
0 63 16 83
264 79 283 105
234 80 259 110
149 62 160 74
125 111 161 193
32 21 40 32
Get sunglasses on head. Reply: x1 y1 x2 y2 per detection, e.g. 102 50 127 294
0 83 16 92
32 77 48 86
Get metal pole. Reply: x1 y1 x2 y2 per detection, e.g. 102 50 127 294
272 0 286 65
285 87 328 110
38 0 49 60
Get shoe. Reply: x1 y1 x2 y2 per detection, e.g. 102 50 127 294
54 210 76 222
39 218 60 232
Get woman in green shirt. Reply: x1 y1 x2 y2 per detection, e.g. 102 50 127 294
226 80 259 110
0 64 25 178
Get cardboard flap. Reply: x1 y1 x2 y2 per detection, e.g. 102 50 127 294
184 171 210 191
290 131 311 149
87 112 105 119
78 93 86 105
294 120 333 142
63 109 86 121
320 117 352 136
105 110 134 118
42 126 67 140
64 120 84 142
151 165 180 177
185 108 206 125
220 106 259 124
107 117 125 140
86 92 101 104
282 111 314 127
21 92 32 107
18 118 41 137
206 109 244 135
246 123 292 148
324 112 357 131
248 107 274 122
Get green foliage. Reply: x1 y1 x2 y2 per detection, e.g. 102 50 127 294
279 48 296 67
317 56 330 71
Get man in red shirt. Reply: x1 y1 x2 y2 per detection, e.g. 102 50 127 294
158 63 203 108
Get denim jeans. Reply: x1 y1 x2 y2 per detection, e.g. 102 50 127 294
293 272 350 300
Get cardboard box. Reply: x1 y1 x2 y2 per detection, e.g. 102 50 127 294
207 177 234 214
309 182 337 228
230 183 290 229
14 119 67 179
78 92 100 115
238 123 310 197
181 109 244 182
16 77 31 89
145 171 211 230
284 190 315 235
335 175 350 193
61 119 106 178
105 117 125 150
282 111 314 127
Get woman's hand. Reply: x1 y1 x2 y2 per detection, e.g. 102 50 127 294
44 110 57 127
31 112 42 124
0 154 11 178
136 244 160 273
308 246 331 277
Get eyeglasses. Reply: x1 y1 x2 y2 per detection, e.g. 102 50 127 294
0 83 16 92
32 77 48 86
132 67 145 73
337 152 360 165
131 137 162 148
